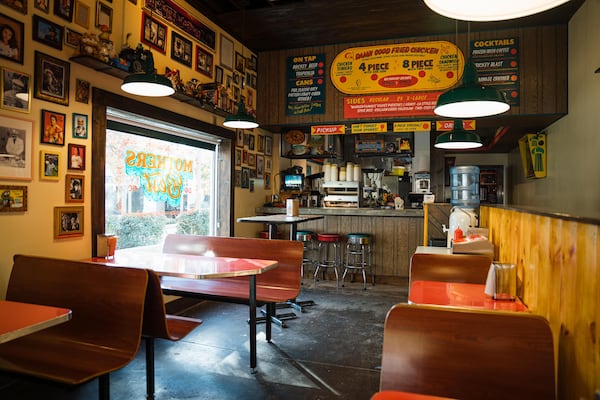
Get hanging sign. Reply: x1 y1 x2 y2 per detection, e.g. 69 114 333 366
436 120 476 131
471 37 520 105
286 54 326 116
331 41 464 95
351 123 388 134
343 92 441 119
393 121 431 132
311 125 346 135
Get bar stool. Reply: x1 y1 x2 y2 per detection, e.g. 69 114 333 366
342 233 374 290
296 230 317 279
315 233 343 288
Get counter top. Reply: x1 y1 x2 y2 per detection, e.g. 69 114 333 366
256 206 424 217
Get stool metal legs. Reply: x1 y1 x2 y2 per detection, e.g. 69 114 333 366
315 241 340 288
342 240 374 290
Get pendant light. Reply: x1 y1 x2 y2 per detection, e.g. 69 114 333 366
121 50 174 97
434 119 483 149
433 22 509 118
423 0 570 21
222 2 259 130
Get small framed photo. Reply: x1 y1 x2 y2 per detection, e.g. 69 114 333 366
54 0 75 22
40 109 66 145
1 68 31 113
54 206 83 238
0 115 33 181
257 134 264 153
33 15 64 51
219 34 233 71
75 78 90 104
235 148 241 166
74 0 90 28
256 155 264 178
95 1 113 32
195 46 214 78
235 52 245 73
68 143 86 170
65 174 84 203
65 27 83 48
264 136 272 156
264 172 271 190
265 157 272 172
72 113 88 139
241 167 249 189
171 31 192 67
0 0 27 14
35 0 50 13
215 65 223 84
40 149 60 180
34 51 70 106
248 152 256 168
247 54 257 72
0 185 27 212
236 129 243 147
0 13 24 64
141 13 166 53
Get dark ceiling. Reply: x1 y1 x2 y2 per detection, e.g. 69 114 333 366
187 0 585 152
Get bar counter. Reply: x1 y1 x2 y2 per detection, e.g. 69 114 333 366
255 206 424 282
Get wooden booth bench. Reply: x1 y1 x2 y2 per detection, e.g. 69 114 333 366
160 234 304 335
0 254 149 400
376 303 556 400
409 253 492 285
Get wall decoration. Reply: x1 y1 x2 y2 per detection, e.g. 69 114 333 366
171 31 191 67
235 129 243 147
0 185 27 212
264 157 272 172
65 173 84 203
264 136 272 156
40 149 60 180
75 78 90 103
72 113 88 139
0 13 24 64
241 167 249 189
219 34 233 70
65 27 82 48
35 0 50 13
34 51 70 106
0 0 27 14
286 53 326 116
234 170 241 187
256 155 264 178
40 109 65 145
247 152 256 168
32 15 64 51
235 52 245 73
74 0 90 28
54 0 75 22
195 45 213 78
264 172 271 190
54 206 83 238
68 143 85 170
215 65 223 84
0 115 32 180
247 54 257 72
143 0 215 50
141 12 166 53
235 148 241 166
95 1 112 31
1 68 30 113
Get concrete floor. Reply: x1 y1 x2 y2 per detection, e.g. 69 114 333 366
0 278 408 400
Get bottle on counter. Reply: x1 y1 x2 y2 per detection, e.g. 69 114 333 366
331 164 338 182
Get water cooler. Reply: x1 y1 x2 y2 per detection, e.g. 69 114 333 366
445 166 480 248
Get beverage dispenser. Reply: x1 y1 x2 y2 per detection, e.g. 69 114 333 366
445 166 480 247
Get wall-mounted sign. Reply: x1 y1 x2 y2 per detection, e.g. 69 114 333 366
286 54 326 116
343 92 441 119
393 121 431 132
471 37 520 106
351 123 388 134
355 139 384 153
311 125 346 135
436 120 476 131
331 41 464 95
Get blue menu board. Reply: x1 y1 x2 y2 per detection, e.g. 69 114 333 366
286 54 326 116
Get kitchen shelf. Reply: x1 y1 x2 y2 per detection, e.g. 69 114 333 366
69 55 230 117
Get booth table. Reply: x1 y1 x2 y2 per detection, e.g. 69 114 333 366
89 251 278 370
237 214 324 240
0 300 72 344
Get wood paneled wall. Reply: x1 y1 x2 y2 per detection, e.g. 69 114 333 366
480 206 599 400
257 26 567 128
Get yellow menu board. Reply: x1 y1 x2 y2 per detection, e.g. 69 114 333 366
331 41 464 95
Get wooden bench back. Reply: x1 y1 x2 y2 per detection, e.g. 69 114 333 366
7 254 148 353
409 253 491 285
162 234 304 294
380 303 556 400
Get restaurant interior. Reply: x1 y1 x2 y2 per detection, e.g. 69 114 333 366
0 0 599 399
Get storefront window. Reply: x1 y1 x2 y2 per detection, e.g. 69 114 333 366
104 122 217 250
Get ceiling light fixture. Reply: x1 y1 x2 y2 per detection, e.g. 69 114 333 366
434 119 483 149
434 22 510 118
423 0 570 21
121 50 174 97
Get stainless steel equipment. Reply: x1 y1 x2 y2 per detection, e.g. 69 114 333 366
322 181 362 208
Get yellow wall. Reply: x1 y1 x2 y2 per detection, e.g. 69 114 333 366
0 0 264 297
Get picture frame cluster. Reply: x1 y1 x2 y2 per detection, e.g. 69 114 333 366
235 130 272 191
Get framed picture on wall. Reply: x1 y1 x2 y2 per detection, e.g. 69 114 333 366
40 109 66 145
171 31 192 67
235 52 245 73
215 65 223 84
0 115 33 181
264 136 272 156
68 143 86 170
0 0 27 14
72 113 88 139
54 206 83 238
95 1 113 32
0 185 27 212
1 68 31 113
34 51 70 106
219 34 233 70
141 12 166 53
32 15 64 51
195 46 213 78
74 0 90 28
65 174 84 203
0 13 24 64
75 78 90 104
35 0 50 13
54 0 75 22
40 149 60 180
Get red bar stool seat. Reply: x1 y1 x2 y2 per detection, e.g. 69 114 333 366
315 233 342 288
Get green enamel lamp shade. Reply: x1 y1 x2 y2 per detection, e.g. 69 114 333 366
434 61 510 118
223 100 259 129
434 119 483 149
121 51 174 97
